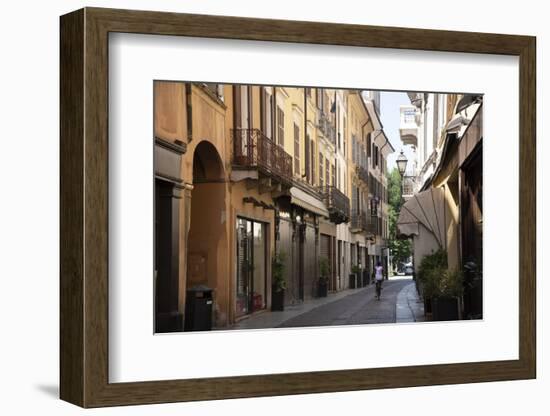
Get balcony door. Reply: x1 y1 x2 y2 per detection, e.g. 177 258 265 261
234 86 252 161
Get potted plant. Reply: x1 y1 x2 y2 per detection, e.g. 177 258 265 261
351 265 361 289
271 252 286 311
362 267 370 286
317 256 330 297
432 268 463 321
416 249 447 318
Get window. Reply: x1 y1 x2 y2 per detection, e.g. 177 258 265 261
352 135 356 164
317 88 324 111
310 141 315 184
277 106 284 147
294 123 300 175
331 164 336 187
241 85 250 130
319 152 324 187
260 88 273 140
343 116 347 157
367 131 372 157
233 85 250 130
325 156 330 186
305 134 310 183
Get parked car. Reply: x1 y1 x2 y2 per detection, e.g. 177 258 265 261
404 263 414 276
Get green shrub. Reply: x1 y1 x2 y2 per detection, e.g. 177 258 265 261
351 264 362 275
439 268 464 297
272 252 286 292
417 249 447 299
417 249 464 298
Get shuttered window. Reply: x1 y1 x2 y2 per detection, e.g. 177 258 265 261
260 88 273 140
325 156 330 186
277 106 284 147
319 152 324 187
294 123 300 176
310 141 315 184
305 134 310 183
352 135 356 165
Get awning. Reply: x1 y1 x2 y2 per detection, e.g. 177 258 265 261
290 187 329 217
456 94 483 113
397 187 446 249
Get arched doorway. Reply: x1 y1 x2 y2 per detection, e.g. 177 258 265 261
186 141 228 327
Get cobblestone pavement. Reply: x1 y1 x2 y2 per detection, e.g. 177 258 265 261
277 278 412 328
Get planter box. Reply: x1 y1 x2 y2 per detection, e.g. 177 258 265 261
363 270 369 286
317 279 328 297
432 296 460 321
424 297 432 314
349 273 356 289
271 287 285 311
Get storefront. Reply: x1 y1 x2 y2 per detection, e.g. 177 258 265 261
235 217 268 317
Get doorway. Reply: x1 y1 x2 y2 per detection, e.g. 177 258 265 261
236 218 267 317
187 141 227 324
154 178 181 332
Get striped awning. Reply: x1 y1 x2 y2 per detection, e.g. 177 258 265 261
397 187 446 249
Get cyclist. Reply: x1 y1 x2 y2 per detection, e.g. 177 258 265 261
374 261 384 300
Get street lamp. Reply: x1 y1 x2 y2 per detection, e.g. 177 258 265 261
396 150 408 203
396 150 408 177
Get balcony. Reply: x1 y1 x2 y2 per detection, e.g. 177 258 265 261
356 165 369 184
317 112 336 146
365 215 380 236
232 128 293 184
319 186 350 224
399 105 418 146
350 210 367 233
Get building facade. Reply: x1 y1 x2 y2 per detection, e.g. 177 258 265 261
398 92 483 318
154 82 394 331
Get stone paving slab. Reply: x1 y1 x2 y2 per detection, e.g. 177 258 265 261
395 281 425 323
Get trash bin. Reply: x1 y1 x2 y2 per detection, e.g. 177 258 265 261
184 285 213 331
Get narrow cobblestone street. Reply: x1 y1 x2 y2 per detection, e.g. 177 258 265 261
229 277 424 330
278 278 411 328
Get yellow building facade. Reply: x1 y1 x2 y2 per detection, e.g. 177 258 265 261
154 82 393 331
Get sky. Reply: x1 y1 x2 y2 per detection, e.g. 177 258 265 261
379 91 416 174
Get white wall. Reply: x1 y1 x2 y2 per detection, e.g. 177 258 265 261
0 0 546 415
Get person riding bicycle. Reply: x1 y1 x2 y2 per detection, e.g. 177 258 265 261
374 261 384 300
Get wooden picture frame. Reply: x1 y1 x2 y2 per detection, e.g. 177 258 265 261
60 7 536 408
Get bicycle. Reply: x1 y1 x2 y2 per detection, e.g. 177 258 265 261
375 280 382 300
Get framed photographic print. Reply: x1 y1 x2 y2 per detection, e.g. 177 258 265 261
60 7 536 408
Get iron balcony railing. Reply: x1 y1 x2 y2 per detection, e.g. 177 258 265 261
232 128 293 183
318 112 336 145
350 210 367 233
319 185 350 224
